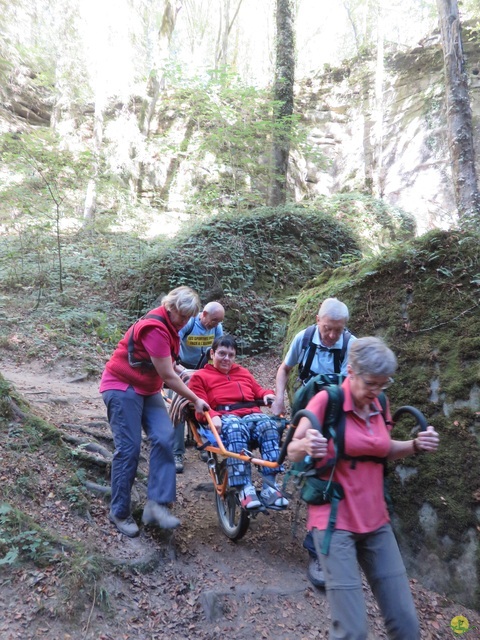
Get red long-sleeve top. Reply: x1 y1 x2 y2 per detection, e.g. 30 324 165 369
188 363 273 422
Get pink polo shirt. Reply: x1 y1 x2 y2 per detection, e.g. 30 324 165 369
305 377 392 534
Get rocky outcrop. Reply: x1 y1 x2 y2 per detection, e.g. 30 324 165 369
1 66 52 127
292 27 480 234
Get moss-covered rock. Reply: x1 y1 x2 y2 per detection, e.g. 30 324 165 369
125 205 361 353
284 228 480 607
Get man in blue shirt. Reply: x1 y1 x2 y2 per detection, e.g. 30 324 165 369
271 297 355 588
173 301 225 472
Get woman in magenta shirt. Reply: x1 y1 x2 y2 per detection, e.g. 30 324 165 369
288 337 439 640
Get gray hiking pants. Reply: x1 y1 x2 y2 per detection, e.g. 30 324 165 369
312 524 420 640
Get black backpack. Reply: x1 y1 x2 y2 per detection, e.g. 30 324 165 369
285 385 389 555
297 325 352 383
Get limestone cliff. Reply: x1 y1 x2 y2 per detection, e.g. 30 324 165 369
292 26 480 234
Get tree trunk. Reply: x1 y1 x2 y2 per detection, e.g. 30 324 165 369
215 0 243 70
436 0 480 222
137 0 183 200
268 0 295 208
142 0 183 139
83 95 104 222
373 3 385 197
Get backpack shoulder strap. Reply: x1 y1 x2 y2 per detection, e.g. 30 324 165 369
332 329 352 374
298 325 317 382
323 385 345 458
181 317 195 340
128 314 168 367
377 391 392 427
378 391 387 414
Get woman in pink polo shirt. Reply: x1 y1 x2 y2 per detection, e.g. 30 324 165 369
288 337 439 640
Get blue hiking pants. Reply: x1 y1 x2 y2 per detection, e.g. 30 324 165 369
102 387 176 519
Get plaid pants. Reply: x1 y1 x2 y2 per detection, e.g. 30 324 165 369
221 413 283 487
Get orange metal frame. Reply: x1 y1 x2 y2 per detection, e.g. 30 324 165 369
186 410 284 498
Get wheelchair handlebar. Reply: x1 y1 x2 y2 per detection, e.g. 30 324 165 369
392 405 428 432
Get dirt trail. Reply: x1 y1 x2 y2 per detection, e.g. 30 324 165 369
1 359 479 639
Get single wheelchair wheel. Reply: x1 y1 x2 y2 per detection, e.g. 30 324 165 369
215 488 250 541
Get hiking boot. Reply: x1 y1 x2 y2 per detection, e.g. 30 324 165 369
260 484 289 507
142 500 180 529
307 557 326 588
109 511 140 538
174 454 184 473
239 484 261 509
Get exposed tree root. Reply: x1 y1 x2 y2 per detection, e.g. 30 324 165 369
6 396 29 421
82 480 111 496
61 432 112 459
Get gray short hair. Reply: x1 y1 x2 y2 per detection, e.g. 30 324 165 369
348 337 397 377
318 298 349 322
162 286 201 317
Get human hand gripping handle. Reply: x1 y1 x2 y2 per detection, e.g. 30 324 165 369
263 393 275 407
289 409 326 463
210 414 222 433
305 429 328 460
193 397 210 416
415 425 439 453
271 397 286 416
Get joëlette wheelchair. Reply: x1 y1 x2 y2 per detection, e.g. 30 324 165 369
166 391 429 542
167 392 295 541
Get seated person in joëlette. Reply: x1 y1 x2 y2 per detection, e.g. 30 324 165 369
187 334 288 509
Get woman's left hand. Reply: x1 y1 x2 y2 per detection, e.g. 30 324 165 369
416 425 439 452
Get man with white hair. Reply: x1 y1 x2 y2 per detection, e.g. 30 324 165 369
271 297 356 588
173 301 225 472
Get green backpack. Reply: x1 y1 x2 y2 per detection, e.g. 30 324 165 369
286 385 389 555
291 372 344 417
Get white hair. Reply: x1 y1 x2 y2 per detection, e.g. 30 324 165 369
162 286 201 317
318 298 349 322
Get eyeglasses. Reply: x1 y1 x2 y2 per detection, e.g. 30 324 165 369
356 373 394 391
215 350 236 360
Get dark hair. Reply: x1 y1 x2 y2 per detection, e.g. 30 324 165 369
211 334 237 353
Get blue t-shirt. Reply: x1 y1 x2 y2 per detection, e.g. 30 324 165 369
178 315 223 368
284 327 356 377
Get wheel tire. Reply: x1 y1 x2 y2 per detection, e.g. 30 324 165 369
215 489 250 541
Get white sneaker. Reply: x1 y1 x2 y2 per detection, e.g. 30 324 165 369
239 484 261 509
260 484 289 507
